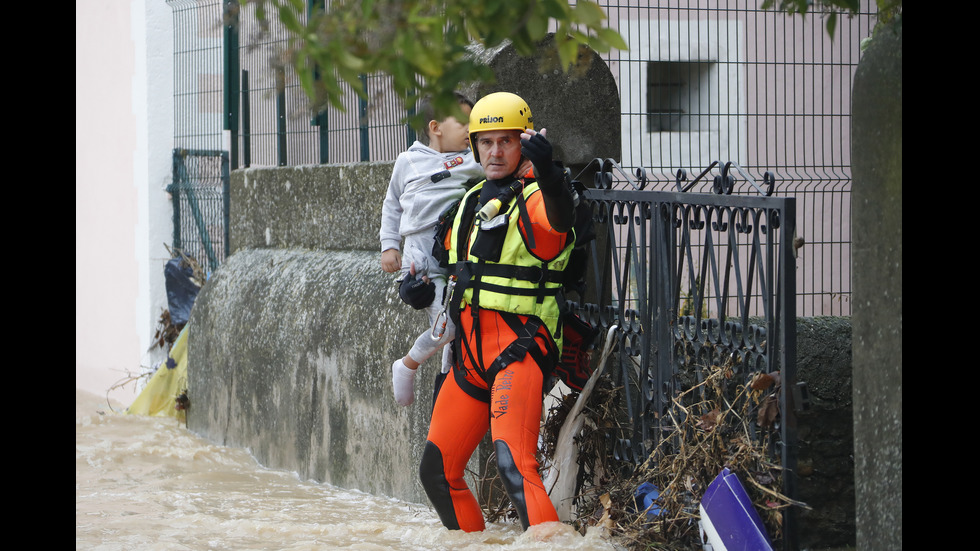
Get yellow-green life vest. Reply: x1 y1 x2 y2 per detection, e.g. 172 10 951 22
448 180 574 344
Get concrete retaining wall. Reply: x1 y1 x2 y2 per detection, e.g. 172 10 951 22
189 162 444 503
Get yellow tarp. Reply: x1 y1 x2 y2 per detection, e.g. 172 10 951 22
126 325 188 418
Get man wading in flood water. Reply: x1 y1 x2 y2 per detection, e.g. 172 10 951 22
418 92 579 532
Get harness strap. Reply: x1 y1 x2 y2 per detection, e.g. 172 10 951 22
454 308 557 391
492 313 559 378
454 298 489 380
537 261 549 305
515 185 536 250
481 314 539 382
451 359 491 404
469 280 561 298
448 261 472 325
472 263 565 285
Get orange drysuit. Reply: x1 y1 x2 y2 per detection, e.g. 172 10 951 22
420 177 568 531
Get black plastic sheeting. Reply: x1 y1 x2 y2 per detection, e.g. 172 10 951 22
165 257 201 325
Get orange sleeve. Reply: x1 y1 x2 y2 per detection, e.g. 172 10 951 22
519 190 569 261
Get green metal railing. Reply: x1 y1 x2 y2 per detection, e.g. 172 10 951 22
168 148 230 275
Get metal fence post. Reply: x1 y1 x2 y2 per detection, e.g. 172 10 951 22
359 74 369 161
222 150 231 260
170 149 183 252
277 67 287 167
222 0 239 170
241 70 251 168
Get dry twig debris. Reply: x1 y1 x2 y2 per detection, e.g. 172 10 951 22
534 351 804 549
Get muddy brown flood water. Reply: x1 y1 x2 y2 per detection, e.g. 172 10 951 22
75 390 623 550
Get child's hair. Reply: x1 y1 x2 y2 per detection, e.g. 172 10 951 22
415 92 474 145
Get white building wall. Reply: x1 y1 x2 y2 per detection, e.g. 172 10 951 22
76 0 173 406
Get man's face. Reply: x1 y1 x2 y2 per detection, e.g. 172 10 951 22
475 130 522 180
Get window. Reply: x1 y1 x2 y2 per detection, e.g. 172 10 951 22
646 61 715 132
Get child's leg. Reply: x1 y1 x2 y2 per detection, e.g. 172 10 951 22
406 276 452 366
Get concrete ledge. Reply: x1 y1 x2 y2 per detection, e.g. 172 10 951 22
230 162 394 253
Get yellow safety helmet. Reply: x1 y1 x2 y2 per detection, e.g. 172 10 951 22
468 92 534 163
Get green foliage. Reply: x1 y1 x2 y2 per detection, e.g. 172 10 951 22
242 0 627 123
761 0 901 39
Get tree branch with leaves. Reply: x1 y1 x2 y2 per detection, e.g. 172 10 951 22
761 0 901 39
242 0 627 122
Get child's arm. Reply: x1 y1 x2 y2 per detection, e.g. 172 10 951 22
380 157 408 272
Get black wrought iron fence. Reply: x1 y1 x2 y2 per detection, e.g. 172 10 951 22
577 159 801 548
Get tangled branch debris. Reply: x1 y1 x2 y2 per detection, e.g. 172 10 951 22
152 309 183 351
475 449 520 525
535 351 806 549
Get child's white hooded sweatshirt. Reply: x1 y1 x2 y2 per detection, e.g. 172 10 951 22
380 141 482 277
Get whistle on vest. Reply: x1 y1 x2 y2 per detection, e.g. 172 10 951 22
477 197 505 222
477 180 522 222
